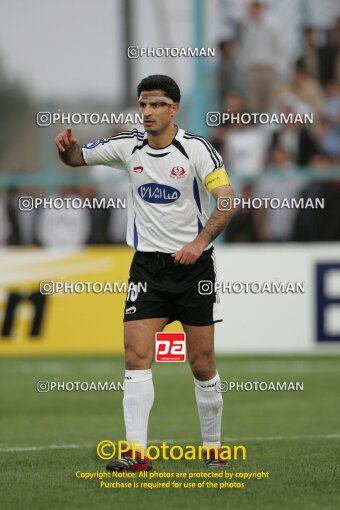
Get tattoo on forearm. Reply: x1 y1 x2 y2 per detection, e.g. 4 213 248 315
198 207 233 245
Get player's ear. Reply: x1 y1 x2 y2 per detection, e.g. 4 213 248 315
170 103 179 117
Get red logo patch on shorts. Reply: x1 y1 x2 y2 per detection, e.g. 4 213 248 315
155 332 186 362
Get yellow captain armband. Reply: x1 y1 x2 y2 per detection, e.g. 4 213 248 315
205 167 231 191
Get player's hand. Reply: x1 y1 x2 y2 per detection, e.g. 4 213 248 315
171 239 205 265
54 127 77 152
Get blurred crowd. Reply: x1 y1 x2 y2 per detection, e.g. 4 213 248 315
211 0 340 242
0 186 127 247
0 0 339 247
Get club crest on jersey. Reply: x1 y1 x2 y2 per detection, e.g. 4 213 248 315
170 166 186 178
138 183 181 204
83 139 101 149
133 166 144 173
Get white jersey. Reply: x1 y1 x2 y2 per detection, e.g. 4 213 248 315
82 127 225 252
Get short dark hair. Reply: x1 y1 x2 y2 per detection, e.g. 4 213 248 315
137 75 181 103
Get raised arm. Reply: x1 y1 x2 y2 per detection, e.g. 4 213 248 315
54 127 85 167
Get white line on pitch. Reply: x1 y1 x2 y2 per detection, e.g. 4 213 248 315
1 434 339 453
0 443 93 452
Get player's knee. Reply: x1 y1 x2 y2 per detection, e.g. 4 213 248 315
189 351 215 380
125 344 152 369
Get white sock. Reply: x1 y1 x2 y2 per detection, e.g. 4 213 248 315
123 369 154 451
194 372 223 447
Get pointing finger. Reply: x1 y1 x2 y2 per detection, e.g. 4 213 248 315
61 132 70 148
55 137 65 152
67 127 77 145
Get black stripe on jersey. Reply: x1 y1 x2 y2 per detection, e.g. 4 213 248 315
146 152 171 158
185 131 222 166
184 132 222 169
108 128 144 139
101 129 144 143
131 139 148 154
172 138 189 160
184 132 220 168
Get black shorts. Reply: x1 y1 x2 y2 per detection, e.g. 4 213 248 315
123 247 222 326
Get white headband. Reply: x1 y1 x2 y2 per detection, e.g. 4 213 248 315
138 95 174 104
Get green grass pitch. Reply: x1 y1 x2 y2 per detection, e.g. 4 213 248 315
0 355 339 510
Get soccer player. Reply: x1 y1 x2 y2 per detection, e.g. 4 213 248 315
55 75 236 471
